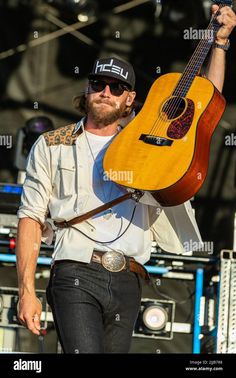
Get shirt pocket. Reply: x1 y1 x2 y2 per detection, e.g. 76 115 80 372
58 159 76 197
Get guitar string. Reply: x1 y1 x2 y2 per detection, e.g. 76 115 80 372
149 8 221 136
148 43 212 133
149 5 222 135
168 14 221 107
158 17 220 130
148 5 223 138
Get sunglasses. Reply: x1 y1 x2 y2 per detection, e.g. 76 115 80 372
89 79 130 96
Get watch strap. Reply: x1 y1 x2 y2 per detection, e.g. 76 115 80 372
214 39 230 51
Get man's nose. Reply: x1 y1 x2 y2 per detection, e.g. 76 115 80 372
101 84 111 96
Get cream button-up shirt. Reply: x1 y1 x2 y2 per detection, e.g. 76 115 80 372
17 119 202 265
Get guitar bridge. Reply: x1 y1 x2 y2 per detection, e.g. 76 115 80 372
139 134 173 146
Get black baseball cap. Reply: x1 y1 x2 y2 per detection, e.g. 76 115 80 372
88 57 136 90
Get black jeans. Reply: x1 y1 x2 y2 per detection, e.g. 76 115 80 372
46 259 142 353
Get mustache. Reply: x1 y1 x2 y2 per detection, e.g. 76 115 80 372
93 99 114 106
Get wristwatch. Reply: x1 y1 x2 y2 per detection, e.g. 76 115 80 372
214 39 230 51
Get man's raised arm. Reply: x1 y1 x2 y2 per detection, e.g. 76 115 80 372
206 5 236 92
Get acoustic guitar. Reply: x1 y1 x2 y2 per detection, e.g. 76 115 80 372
104 0 231 207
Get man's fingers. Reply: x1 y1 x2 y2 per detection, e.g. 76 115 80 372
18 317 40 335
212 5 234 19
32 313 41 331
25 314 41 335
212 5 236 41
212 4 219 14
17 315 26 327
17 306 42 335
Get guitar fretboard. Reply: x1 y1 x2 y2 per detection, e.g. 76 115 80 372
173 4 225 97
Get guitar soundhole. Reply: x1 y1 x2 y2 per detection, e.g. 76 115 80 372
161 97 186 120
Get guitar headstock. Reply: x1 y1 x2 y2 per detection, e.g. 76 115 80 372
212 0 232 6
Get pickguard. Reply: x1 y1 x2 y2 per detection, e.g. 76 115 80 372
167 98 194 139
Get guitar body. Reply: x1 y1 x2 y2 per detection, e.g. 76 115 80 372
103 73 226 206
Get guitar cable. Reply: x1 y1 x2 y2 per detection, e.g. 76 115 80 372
69 204 137 244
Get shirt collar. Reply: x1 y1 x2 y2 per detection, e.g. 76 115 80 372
72 117 86 135
73 116 124 135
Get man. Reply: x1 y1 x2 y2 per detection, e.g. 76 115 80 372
16 5 236 353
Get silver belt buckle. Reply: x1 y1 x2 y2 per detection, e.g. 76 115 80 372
101 251 126 272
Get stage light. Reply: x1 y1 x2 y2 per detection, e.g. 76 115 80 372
14 116 54 174
23 116 54 158
49 0 98 22
75 0 97 22
133 298 175 340
151 0 162 19
142 304 168 331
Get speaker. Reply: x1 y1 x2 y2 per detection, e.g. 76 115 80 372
130 275 195 353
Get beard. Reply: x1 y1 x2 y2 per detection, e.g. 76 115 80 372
85 97 127 126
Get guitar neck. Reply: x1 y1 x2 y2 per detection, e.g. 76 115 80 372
173 3 226 97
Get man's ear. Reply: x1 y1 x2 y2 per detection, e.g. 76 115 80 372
126 91 136 106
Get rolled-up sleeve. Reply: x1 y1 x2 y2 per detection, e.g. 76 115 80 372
17 135 52 225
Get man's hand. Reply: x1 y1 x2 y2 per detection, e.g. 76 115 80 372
17 295 42 335
212 4 236 44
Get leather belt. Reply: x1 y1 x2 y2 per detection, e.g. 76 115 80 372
92 250 149 280
52 252 149 281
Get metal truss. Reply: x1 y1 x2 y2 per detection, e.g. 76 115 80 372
217 250 236 353
0 0 150 60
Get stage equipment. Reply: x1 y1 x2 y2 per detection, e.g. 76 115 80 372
131 247 219 353
49 0 98 22
0 212 53 264
0 184 22 215
14 116 54 173
0 286 56 353
217 249 236 353
133 298 175 340
0 287 52 328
